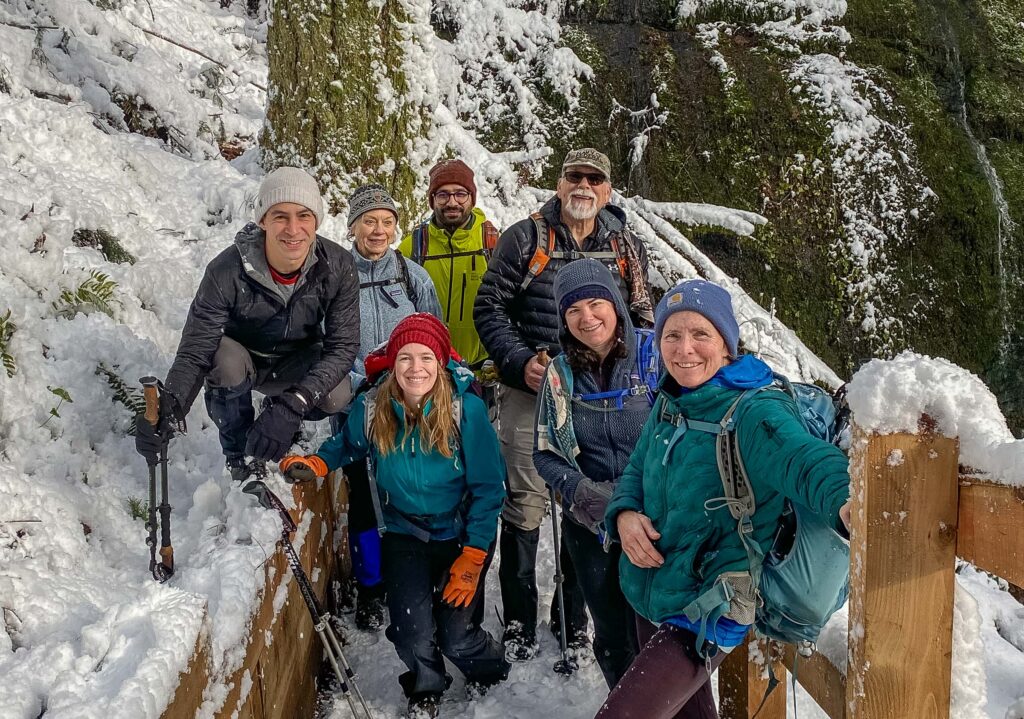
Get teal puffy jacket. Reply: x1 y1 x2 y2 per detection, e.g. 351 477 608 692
315 363 507 550
605 373 850 624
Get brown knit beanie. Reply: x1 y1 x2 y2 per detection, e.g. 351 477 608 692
428 159 477 205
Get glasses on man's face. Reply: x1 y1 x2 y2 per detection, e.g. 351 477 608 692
435 190 471 204
563 171 608 187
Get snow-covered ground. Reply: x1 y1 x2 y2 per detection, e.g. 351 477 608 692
1 1 1022 718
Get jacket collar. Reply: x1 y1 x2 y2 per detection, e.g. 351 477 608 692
351 245 397 275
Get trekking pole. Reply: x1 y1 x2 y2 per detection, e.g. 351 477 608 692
141 377 174 582
548 485 577 676
254 483 373 719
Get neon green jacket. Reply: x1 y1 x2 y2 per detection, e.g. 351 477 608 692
399 208 493 366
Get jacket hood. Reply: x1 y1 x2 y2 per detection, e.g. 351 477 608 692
553 257 635 363
540 197 627 237
661 353 774 395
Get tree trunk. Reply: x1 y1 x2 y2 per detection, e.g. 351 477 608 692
262 0 427 218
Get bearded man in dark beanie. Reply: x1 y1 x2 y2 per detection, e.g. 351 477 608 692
400 159 499 368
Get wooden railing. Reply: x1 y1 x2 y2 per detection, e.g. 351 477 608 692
161 474 345 719
720 420 1024 719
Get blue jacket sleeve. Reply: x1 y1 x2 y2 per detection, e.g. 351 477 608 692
459 394 507 550
410 263 443 320
738 393 850 529
314 394 372 471
604 403 660 541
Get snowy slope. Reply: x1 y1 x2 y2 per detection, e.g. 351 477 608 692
0 1 1021 718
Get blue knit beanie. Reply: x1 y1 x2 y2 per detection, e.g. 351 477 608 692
654 279 740 356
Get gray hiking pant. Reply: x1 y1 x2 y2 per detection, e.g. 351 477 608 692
494 384 547 531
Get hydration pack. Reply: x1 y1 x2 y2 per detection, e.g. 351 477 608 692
659 373 852 651
573 328 661 408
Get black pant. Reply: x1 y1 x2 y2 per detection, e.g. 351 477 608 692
382 533 509 698
498 520 588 640
562 517 637 688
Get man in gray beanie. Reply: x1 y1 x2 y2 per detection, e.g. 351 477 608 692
135 166 361 487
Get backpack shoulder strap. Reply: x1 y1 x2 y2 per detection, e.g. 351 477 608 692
482 220 499 262
394 249 418 307
361 386 388 538
608 233 629 280
411 222 429 265
363 386 380 439
520 212 554 291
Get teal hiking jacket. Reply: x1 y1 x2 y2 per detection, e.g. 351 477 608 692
315 362 507 550
605 367 850 624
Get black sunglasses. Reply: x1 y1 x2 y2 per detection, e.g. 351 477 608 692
563 171 608 186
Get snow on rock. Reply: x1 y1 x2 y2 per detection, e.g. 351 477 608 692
848 351 1023 485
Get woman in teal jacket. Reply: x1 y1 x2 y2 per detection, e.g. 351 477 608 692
597 280 851 719
279 313 510 718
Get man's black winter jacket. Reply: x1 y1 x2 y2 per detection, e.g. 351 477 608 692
164 223 360 409
473 197 649 392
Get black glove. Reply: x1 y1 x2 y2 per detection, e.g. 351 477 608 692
134 392 184 465
244 390 307 461
568 479 615 534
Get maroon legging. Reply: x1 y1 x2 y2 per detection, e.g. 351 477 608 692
594 618 726 719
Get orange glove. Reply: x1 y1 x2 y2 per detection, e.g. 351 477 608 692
442 546 488 608
279 454 328 483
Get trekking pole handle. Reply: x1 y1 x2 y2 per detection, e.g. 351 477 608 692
536 344 551 367
141 376 160 426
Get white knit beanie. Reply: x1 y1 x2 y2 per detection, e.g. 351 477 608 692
255 167 325 228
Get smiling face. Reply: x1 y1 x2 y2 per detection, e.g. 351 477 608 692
556 165 612 223
260 202 317 273
565 297 618 358
394 342 439 406
352 209 398 260
430 183 473 231
659 311 731 389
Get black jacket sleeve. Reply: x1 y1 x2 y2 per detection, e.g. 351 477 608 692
295 250 360 404
163 265 233 409
473 219 536 391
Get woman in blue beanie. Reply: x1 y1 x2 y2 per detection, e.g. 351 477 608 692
596 279 851 719
533 259 657 688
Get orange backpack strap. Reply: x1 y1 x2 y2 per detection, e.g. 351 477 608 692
520 212 555 291
608 234 629 280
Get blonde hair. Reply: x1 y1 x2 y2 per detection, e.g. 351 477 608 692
369 372 457 458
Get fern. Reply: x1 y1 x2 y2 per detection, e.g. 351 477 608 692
52 271 119 319
96 363 146 416
0 310 15 378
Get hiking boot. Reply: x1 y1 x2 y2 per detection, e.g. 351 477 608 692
551 623 591 652
406 694 441 719
355 582 386 631
502 623 538 662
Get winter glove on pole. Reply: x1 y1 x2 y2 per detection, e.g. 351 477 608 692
279 454 328 484
442 546 488 608
567 479 615 535
134 388 185 465
245 389 308 461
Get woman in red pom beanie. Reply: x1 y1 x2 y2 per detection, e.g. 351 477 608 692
280 314 510 714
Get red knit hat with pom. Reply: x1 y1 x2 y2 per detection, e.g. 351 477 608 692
386 313 452 368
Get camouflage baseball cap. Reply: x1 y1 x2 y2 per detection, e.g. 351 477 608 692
561 147 611 180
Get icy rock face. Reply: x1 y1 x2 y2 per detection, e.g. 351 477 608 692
550 0 1023 427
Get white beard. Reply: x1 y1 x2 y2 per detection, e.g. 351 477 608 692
564 195 599 221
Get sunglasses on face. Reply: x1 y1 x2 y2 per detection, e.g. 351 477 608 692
563 171 608 186
434 190 471 204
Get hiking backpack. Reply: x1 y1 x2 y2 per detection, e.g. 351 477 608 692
358 250 419 309
409 220 499 266
520 212 636 292
657 373 852 650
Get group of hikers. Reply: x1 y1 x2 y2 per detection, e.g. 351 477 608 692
134 148 853 719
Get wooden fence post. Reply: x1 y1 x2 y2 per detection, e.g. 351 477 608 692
846 421 959 719
719 633 787 719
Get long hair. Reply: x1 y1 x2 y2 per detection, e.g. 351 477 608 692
563 321 628 375
369 371 457 458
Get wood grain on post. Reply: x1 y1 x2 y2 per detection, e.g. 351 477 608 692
781 645 847 719
846 422 958 719
719 633 787 719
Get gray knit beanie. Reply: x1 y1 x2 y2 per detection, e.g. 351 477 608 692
347 184 399 227
255 167 325 228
